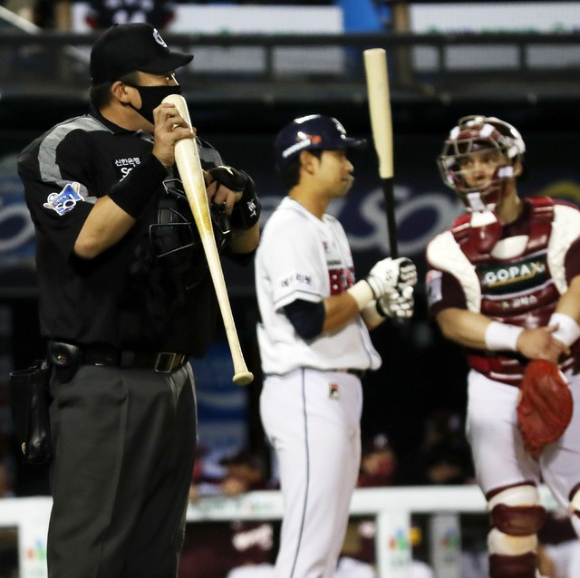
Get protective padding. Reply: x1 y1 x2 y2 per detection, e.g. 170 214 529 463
488 528 537 556
491 504 547 536
488 485 546 536
570 485 580 517
489 552 537 578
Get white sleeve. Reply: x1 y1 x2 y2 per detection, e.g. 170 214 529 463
265 219 326 311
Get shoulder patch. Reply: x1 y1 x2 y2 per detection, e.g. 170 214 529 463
43 182 84 216
548 204 580 294
427 231 481 311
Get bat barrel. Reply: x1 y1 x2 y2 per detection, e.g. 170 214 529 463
162 94 254 386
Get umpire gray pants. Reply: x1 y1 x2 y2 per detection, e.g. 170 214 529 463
47 363 197 578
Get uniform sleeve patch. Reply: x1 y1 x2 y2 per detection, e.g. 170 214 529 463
426 269 443 307
43 182 83 216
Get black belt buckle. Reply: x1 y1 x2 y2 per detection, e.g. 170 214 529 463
155 352 177 373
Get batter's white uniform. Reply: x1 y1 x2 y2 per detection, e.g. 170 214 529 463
256 197 381 578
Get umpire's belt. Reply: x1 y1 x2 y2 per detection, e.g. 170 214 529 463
84 347 187 373
48 341 187 374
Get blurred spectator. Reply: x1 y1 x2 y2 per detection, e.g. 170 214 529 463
84 0 175 30
400 410 475 486
219 448 269 496
333 434 434 578
357 433 398 488
2 0 71 29
2 0 36 22
0 459 14 498
180 447 275 578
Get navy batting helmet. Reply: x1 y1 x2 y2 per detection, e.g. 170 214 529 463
274 115 366 170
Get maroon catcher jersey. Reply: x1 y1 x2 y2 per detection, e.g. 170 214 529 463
426 197 580 385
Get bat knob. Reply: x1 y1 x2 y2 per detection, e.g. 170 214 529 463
233 371 254 386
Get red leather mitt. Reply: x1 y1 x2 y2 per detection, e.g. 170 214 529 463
517 360 573 459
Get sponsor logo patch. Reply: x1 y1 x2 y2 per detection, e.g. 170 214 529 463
280 273 313 288
477 255 548 294
329 383 340 399
114 157 141 179
426 269 443 306
43 182 83 216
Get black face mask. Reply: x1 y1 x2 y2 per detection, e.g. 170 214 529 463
127 84 182 125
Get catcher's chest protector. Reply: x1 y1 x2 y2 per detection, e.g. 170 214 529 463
453 198 576 382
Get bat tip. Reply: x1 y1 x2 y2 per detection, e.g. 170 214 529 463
233 371 254 386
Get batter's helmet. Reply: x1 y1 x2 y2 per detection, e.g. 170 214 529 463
274 115 366 170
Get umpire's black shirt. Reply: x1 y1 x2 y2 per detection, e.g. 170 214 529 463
18 108 223 356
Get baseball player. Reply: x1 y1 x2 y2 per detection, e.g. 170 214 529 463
256 114 417 578
425 115 580 578
17 23 260 578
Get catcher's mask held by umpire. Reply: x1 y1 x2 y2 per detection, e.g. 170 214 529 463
149 178 231 271
437 115 526 212
273 114 367 171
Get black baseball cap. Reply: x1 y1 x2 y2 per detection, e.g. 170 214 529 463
90 23 193 85
274 114 366 170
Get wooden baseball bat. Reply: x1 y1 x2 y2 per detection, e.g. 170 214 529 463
363 48 398 258
162 94 254 386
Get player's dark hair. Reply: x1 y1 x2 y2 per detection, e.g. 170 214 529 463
89 71 141 110
278 149 323 189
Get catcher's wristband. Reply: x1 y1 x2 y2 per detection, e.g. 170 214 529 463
347 280 374 311
108 154 168 219
549 312 580 347
485 321 523 352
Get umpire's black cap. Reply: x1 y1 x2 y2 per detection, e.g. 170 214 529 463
90 22 193 85
274 114 366 170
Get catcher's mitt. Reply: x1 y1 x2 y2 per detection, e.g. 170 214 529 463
517 360 573 459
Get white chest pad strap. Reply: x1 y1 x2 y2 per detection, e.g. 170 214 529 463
426 231 481 312
548 204 580 295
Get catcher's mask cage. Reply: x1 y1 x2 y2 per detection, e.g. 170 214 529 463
149 178 231 268
437 115 526 212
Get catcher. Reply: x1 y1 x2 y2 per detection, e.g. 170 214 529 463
425 115 580 578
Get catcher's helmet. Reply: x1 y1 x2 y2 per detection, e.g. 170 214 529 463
438 115 525 211
274 114 366 170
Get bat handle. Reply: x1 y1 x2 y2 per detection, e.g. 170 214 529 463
383 178 398 259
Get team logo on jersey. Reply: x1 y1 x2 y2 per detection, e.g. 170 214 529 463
328 383 340 399
43 182 83 216
477 255 548 295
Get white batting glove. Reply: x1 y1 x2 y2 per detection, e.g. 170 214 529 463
366 257 417 298
347 257 418 312
396 258 418 290
377 286 415 320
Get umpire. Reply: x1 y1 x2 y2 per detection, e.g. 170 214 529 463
17 23 260 578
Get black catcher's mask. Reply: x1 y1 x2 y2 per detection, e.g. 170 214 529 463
149 178 231 271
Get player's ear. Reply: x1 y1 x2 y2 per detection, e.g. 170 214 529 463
112 80 133 104
513 160 523 178
300 150 317 175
